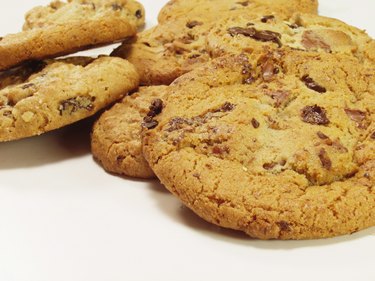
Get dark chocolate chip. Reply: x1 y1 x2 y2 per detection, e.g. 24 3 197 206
288 23 299 29
135 9 142 18
148 99 163 117
263 162 276 170
277 221 291 232
261 59 277 82
228 27 282 47
301 75 326 93
317 131 329 140
251 118 260 128
220 102 235 112
318 148 332 170
186 20 203 29
301 105 330 125
364 173 370 179
58 96 94 115
142 116 159 129
261 15 275 23
371 132 375 140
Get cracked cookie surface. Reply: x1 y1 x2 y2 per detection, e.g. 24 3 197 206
142 51 375 240
113 12 374 85
91 86 166 179
0 0 145 70
0 56 139 142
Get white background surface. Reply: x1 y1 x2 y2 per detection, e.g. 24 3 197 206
0 1 374 281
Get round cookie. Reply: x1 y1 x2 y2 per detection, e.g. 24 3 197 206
0 56 139 142
0 0 145 71
91 86 166 179
113 12 374 85
142 51 375 240
158 0 318 23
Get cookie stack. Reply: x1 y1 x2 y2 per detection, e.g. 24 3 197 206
1 0 374 240
92 0 375 240
0 0 145 141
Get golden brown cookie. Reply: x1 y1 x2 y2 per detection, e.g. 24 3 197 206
142 51 375 240
0 56 139 142
91 86 167 179
158 0 318 23
113 12 374 85
0 0 145 71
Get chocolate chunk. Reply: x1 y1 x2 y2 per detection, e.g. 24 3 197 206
219 102 235 112
301 75 326 93
317 131 329 140
148 99 163 117
301 105 330 125
371 132 375 140
242 62 255 84
135 9 142 18
228 27 282 47
251 118 260 128
318 148 332 170
142 116 159 129
262 59 278 82
186 21 203 29
345 109 366 128
263 162 276 170
302 30 331 52
364 173 370 179
236 1 249 6
112 3 123 11
288 23 299 29
277 221 291 232
261 15 275 23
58 96 94 115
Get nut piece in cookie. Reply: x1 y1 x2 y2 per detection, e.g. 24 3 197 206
0 56 139 142
142 51 375 240
0 0 145 70
91 86 167 179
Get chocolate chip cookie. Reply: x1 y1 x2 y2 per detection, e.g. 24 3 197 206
113 12 374 85
158 0 318 23
0 56 139 142
0 0 145 71
91 86 166 179
142 51 375 239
